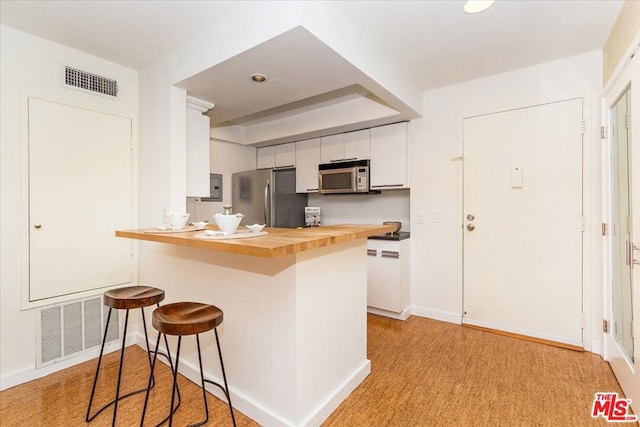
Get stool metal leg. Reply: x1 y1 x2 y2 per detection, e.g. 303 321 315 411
111 309 130 426
140 332 161 427
201 328 236 427
140 331 182 427
168 336 182 427
190 334 209 427
86 307 114 422
214 328 236 427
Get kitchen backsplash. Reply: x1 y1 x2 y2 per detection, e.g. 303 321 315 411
189 189 410 231
307 189 410 231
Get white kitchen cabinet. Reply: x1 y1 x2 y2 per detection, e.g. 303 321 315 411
321 130 370 164
295 138 321 193
258 143 296 169
343 128 370 160
370 122 409 190
320 134 344 163
257 146 275 169
275 142 296 168
186 107 211 197
367 238 410 319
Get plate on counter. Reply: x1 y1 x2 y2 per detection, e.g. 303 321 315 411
194 230 268 240
144 225 207 234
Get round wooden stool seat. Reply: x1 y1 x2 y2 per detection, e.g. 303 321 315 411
152 302 223 336
103 286 165 310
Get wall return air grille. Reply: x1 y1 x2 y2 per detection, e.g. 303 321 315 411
64 66 118 97
36 296 120 368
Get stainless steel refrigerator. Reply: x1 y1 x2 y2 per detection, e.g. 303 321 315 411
232 168 308 228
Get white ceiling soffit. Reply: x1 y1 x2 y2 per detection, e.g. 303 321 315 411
177 26 412 145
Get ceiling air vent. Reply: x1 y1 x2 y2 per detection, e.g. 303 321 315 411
64 66 118 97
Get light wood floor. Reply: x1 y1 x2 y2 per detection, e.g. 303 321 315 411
0 315 633 426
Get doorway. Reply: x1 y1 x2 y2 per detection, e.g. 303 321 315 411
462 99 584 348
605 78 639 411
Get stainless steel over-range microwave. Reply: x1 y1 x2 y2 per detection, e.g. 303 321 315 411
318 159 370 194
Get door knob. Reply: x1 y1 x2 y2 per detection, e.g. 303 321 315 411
466 224 475 231
467 214 475 221
34 224 42 229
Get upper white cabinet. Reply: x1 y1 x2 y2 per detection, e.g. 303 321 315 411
186 97 214 197
320 129 370 163
257 146 275 169
343 129 370 161
320 134 344 163
275 143 296 168
295 138 321 193
257 143 296 169
370 122 409 190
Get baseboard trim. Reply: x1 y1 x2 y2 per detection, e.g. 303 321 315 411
462 323 584 351
0 332 137 392
137 333 371 427
410 306 462 324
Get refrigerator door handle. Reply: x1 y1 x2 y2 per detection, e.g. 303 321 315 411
265 180 271 227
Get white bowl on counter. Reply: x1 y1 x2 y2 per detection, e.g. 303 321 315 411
167 213 190 230
213 213 244 235
246 224 266 233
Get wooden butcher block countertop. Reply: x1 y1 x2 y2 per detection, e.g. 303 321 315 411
116 224 395 258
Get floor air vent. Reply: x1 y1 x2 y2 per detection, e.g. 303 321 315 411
64 66 118 97
36 296 120 368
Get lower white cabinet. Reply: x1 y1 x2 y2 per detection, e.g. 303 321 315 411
367 238 410 319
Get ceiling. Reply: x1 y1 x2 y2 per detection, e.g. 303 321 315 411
0 0 624 142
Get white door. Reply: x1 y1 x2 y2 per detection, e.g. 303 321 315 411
463 99 584 347
606 81 640 413
29 98 133 301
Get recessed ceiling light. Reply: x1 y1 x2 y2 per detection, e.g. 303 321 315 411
251 73 267 82
463 0 495 14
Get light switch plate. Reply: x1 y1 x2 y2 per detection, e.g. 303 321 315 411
511 166 523 188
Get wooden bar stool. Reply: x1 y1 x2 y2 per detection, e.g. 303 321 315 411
141 302 236 427
86 285 179 426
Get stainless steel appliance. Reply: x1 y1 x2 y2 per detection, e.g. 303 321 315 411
318 159 370 194
232 168 308 228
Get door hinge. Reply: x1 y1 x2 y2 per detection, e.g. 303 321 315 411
628 216 633 233
580 216 586 232
601 125 608 139
603 319 608 333
580 314 585 328
601 222 607 236
626 113 631 130
581 120 585 134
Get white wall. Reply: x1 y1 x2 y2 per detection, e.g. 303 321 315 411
408 51 603 351
0 25 138 388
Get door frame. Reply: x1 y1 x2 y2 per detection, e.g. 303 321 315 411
602 34 640 413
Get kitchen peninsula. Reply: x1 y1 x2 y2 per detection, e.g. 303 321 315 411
116 224 393 427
